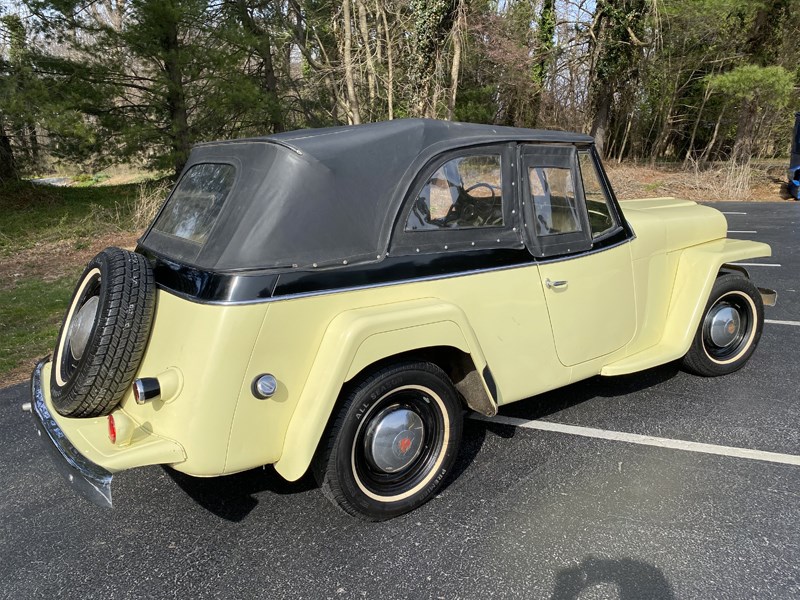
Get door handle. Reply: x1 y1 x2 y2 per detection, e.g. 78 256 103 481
545 278 568 289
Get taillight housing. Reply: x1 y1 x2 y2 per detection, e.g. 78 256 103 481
107 414 117 444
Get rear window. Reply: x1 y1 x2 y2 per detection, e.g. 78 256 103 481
153 163 236 244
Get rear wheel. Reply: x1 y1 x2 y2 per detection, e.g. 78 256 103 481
682 274 763 377
313 362 463 521
51 247 155 417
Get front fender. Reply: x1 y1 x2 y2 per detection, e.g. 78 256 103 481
603 238 771 376
273 298 492 481
664 238 770 351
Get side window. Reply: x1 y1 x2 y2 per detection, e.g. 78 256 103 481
406 154 504 230
528 166 582 236
578 152 617 239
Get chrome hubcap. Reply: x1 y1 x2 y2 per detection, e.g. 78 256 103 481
364 406 425 473
707 304 741 348
66 296 99 361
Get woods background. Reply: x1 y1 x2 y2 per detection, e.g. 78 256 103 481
1 0 798 180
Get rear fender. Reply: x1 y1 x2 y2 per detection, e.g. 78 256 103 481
273 297 493 481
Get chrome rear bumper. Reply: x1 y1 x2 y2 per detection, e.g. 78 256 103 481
30 360 113 508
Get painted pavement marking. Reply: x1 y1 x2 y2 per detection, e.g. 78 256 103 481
470 414 800 467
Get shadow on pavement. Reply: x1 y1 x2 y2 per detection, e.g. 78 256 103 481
164 464 316 522
550 556 675 600
502 361 682 422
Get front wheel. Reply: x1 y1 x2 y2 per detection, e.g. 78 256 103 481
313 362 463 521
681 273 764 377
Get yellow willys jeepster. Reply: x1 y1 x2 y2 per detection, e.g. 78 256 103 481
30 119 775 520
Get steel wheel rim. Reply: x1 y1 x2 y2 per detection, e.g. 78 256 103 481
66 295 99 361
58 271 101 384
352 386 445 499
364 406 426 473
702 293 753 361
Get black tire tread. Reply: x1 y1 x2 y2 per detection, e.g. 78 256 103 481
51 248 155 417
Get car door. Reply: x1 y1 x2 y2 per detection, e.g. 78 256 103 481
519 145 636 367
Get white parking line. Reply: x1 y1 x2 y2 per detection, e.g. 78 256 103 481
728 230 757 234
766 319 800 327
722 211 747 215
730 262 782 267
470 414 800 467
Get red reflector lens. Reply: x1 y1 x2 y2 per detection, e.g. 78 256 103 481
108 414 117 444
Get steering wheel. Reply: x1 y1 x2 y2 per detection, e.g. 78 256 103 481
465 182 499 199
438 182 502 227
464 183 503 225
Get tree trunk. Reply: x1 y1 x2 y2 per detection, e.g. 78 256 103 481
342 0 362 124
732 99 756 164
649 98 675 165
379 3 394 120
27 123 39 169
531 0 555 128
235 0 284 133
591 93 612 158
699 106 725 165
746 0 789 66
161 13 190 177
447 1 466 121
683 79 713 167
616 112 633 163
0 117 18 183
356 0 377 106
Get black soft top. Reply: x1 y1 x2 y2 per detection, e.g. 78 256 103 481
141 119 594 272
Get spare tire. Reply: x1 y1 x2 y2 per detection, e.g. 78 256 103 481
50 247 155 417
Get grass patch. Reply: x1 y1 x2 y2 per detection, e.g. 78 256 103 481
0 273 79 377
0 179 171 385
0 179 169 257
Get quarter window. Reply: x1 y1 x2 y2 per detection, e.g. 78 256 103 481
578 152 617 238
406 155 504 231
528 166 582 236
153 163 236 245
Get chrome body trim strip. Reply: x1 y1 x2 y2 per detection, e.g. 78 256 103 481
30 359 113 508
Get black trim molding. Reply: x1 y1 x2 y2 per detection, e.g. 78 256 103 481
142 247 536 304
141 238 633 305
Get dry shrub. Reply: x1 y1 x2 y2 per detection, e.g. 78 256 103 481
133 179 171 230
722 160 752 201
605 159 777 202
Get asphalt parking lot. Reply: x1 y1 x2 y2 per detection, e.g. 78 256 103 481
1 201 798 600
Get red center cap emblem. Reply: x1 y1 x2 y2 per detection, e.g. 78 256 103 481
398 436 413 454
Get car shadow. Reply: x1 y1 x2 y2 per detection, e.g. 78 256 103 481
163 464 316 522
498 361 682 427
550 556 675 600
450 363 681 485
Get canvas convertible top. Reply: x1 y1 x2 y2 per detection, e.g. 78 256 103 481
140 119 594 272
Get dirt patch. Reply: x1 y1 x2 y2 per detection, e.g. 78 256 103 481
0 232 140 291
1 363 37 388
